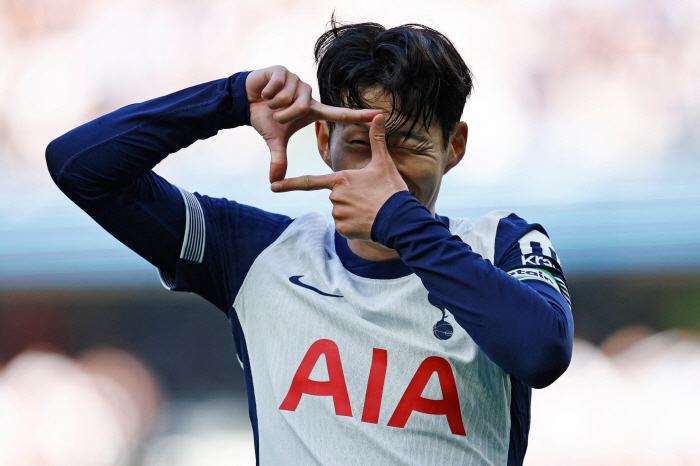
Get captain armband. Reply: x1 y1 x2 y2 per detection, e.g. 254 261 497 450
506 267 571 306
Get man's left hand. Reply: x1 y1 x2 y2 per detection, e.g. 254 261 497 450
270 114 408 240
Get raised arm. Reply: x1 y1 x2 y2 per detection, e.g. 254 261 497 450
46 67 382 311
46 72 253 279
370 193 573 388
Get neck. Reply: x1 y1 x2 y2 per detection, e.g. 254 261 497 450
346 238 401 261
346 202 437 262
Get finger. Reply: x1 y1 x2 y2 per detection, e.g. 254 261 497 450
368 113 391 162
273 83 312 124
270 173 338 192
267 73 299 110
267 139 288 183
309 100 382 124
260 67 287 100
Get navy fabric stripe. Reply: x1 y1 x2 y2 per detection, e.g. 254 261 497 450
549 247 558 263
229 308 260 465
502 279 568 464
334 231 412 279
530 241 543 256
485 212 573 463
507 375 531 466
493 213 541 267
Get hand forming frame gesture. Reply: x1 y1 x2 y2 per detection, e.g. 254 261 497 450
246 66 409 241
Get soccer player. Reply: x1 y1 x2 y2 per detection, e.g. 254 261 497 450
46 19 573 466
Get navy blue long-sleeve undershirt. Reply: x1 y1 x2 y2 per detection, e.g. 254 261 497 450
45 70 573 392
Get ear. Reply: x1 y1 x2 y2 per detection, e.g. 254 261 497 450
315 121 333 170
443 121 467 175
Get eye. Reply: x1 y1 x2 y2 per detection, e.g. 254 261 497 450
351 140 370 146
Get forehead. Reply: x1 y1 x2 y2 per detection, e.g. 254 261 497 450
338 88 439 143
346 87 442 142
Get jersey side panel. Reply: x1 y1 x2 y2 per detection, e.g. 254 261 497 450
155 190 293 466
493 213 571 466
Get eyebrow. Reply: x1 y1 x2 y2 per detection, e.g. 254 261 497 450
347 124 430 144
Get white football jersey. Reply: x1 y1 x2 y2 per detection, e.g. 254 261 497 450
234 211 512 465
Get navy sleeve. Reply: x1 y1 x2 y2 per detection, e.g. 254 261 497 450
371 191 573 389
162 193 291 312
46 71 292 314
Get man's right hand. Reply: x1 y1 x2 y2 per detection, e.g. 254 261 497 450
245 66 382 183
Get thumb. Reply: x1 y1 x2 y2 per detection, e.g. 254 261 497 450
368 113 391 164
267 138 288 183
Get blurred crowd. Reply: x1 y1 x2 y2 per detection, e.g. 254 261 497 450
509 0 700 170
0 0 699 180
0 302 160 465
528 328 700 465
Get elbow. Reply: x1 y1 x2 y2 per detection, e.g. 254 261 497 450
521 335 573 389
45 137 65 186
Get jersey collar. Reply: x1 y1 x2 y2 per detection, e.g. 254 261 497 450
333 214 450 280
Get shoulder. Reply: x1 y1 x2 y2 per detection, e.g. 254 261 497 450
193 192 293 230
446 210 515 264
446 210 564 276
259 210 330 251
491 212 560 270
493 212 571 305
446 210 572 307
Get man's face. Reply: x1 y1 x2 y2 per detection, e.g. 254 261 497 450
315 90 467 215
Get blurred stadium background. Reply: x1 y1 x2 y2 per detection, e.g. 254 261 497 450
1 0 699 464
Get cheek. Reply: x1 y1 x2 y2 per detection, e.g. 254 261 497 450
330 145 373 171
396 157 441 191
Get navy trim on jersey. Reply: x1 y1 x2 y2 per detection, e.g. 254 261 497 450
333 214 451 280
507 375 531 466
493 215 571 465
229 308 260 465
334 231 411 279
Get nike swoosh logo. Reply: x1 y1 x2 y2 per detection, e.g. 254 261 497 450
289 275 343 298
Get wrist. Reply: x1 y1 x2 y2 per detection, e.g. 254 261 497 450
371 191 417 246
230 71 253 126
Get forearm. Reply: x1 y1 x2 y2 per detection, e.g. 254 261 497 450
371 191 573 388
46 71 251 196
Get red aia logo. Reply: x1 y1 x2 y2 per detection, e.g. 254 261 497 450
279 339 466 436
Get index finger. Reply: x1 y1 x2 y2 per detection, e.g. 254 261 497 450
271 173 339 193
309 100 382 124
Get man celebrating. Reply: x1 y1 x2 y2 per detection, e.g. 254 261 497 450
46 18 572 466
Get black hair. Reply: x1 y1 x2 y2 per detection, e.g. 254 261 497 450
314 15 474 146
